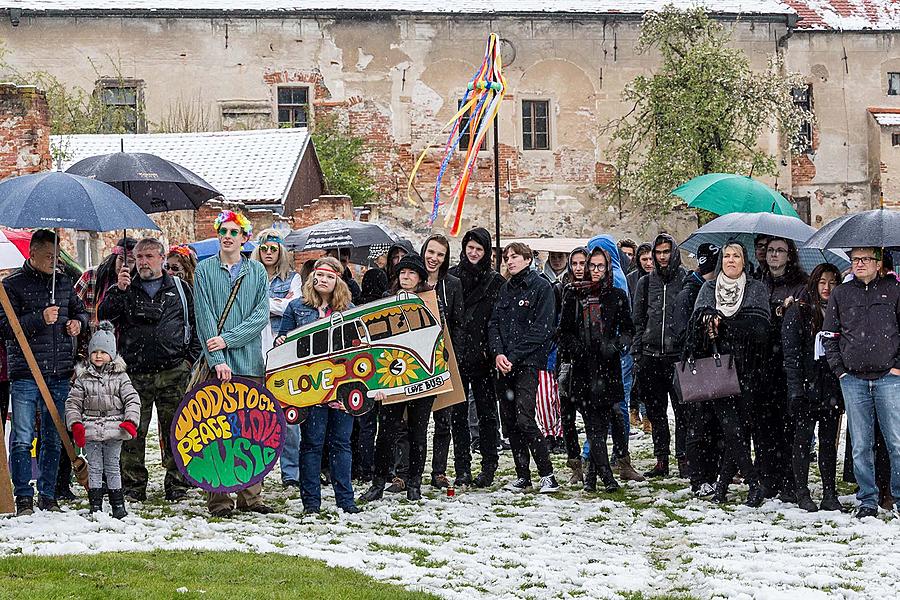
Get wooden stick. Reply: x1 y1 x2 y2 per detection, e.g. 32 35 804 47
0 416 13 514
0 286 89 492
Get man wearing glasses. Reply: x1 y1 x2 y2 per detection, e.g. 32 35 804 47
99 237 201 503
193 210 273 517
824 247 900 519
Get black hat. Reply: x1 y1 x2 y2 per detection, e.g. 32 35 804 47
697 243 721 276
396 253 428 282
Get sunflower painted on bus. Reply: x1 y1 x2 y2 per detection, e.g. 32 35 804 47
265 292 450 424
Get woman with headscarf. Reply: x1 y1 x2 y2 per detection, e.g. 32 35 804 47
557 247 635 492
687 241 769 506
782 263 844 512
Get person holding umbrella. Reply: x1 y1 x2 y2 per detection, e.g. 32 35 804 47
0 230 89 516
193 210 274 517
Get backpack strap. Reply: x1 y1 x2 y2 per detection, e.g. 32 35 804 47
217 276 245 334
172 276 191 346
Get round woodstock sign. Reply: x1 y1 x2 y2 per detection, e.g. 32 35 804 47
171 377 285 494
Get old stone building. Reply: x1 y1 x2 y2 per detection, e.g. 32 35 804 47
0 0 899 242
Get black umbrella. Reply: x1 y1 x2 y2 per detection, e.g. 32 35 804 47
805 208 900 250
65 151 221 213
284 220 399 260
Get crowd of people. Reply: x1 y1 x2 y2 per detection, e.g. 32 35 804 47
1 210 899 522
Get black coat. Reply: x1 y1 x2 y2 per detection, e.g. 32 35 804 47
0 261 89 380
823 275 900 380
448 227 505 374
435 273 465 352
782 299 843 413
557 283 633 406
488 268 556 370
632 234 688 358
98 272 202 375
360 267 389 305
672 271 705 346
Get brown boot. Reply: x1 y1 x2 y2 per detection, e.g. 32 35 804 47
615 455 645 482
566 458 583 486
629 407 641 428
642 420 653 434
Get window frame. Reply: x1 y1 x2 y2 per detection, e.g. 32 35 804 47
95 77 145 134
892 132 900 147
792 85 813 154
521 98 551 151
888 72 900 96
456 98 490 154
276 85 311 129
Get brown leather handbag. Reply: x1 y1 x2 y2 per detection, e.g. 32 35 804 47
673 341 741 403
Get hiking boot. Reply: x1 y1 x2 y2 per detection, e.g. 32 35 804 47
360 478 386 503
15 496 33 517
124 489 146 502
472 471 494 489
407 478 422 501
583 471 597 493
241 503 275 515
644 457 669 479
430 474 451 489
55 487 77 502
629 407 641 428
454 473 473 487
385 477 406 494
642 420 653 435
506 477 533 492
566 458 583 486
282 480 301 490
778 488 797 504
615 455 645 482
820 490 843 512
676 457 690 479
209 507 233 518
88 489 105 514
713 480 729 504
108 489 128 519
539 475 560 494
796 489 819 513
855 505 878 519
37 495 61 513
341 504 362 514
165 488 188 502
745 482 765 508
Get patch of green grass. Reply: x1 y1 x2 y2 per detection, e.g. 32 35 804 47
366 542 446 570
619 592 701 600
0 550 438 599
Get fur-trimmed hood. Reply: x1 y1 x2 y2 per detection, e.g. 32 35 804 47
75 356 128 379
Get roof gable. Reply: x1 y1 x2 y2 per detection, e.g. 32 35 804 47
51 128 314 205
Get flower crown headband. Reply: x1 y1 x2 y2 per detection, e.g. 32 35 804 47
214 210 252 235
169 245 192 258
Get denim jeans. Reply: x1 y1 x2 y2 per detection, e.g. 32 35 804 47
300 406 355 511
840 373 900 509
10 377 70 498
280 423 300 483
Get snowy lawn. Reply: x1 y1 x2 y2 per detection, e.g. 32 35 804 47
1 420 898 599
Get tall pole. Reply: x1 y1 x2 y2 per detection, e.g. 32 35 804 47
493 116 501 271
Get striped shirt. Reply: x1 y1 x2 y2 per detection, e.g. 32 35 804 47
193 254 269 377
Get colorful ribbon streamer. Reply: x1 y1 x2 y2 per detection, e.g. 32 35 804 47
406 33 507 236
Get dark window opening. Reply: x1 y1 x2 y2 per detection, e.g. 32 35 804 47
277 86 309 128
522 100 550 150
312 330 329 356
296 336 311 360
888 72 900 96
97 78 143 133
893 133 900 147
457 99 488 152
792 85 813 153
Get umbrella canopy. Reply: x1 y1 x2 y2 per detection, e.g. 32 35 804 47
284 220 399 256
673 173 799 218
0 229 26 270
681 212 849 273
0 228 82 273
189 237 257 262
804 208 900 250
0 171 159 232
496 237 591 254
66 152 221 213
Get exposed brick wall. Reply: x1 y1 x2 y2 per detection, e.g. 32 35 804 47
0 83 51 180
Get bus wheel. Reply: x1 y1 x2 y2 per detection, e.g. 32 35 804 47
296 407 310 425
339 382 373 416
283 406 310 425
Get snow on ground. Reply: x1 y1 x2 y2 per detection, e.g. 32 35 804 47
2 416 898 600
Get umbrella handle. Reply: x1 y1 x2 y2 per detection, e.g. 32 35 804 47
50 229 58 305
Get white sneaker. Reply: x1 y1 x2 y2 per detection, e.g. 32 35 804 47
695 482 715 498
506 477 532 492
539 475 560 494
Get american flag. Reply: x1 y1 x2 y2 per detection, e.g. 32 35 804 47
536 370 562 438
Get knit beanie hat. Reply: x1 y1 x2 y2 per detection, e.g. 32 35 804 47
697 243 721 276
396 253 428 282
88 321 117 359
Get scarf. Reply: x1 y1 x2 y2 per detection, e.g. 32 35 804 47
715 272 746 318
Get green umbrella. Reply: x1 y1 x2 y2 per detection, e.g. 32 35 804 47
672 173 799 218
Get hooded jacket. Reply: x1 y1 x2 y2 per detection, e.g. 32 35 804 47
557 254 634 406
385 240 416 284
632 234 688 358
587 235 629 295
488 266 556 370
823 274 900 380
0 261 89 380
421 235 465 350
626 242 653 298
448 227 505 373
65 356 141 442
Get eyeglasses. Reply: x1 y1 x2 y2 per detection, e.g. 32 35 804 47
165 263 183 272
850 256 878 265
755 242 769 250
217 227 241 238
588 264 607 271
259 244 280 254
766 248 788 256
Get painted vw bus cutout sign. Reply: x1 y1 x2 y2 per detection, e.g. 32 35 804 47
265 291 454 424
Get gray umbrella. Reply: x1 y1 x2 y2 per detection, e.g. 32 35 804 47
681 212 849 273
804 208 900 250
283 220 399 258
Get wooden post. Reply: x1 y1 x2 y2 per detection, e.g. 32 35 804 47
0 417 13 514
0 286 89 495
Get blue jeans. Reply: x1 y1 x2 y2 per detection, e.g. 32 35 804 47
10 377 70 499
280 423 300 484
840 373 900 509
300 406 355 511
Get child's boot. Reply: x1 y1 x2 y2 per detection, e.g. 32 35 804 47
108 489 128 519
88 488 104 514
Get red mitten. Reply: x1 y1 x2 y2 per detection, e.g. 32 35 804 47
71 422 86 448
119 421 137 439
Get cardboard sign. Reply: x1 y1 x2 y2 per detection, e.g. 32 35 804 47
171 377 285 494
265 290 464 422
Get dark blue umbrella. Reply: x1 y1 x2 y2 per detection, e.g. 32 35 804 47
66 152 221 213
0 171 158 301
